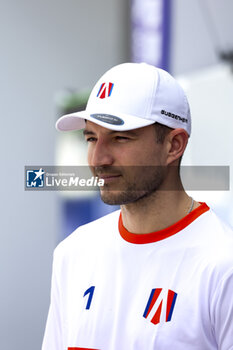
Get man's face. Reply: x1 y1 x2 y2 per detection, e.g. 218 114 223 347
84 121 168 205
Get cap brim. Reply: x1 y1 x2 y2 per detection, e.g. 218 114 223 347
56 110 155 132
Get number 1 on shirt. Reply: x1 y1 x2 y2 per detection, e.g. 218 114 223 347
83 286 95 310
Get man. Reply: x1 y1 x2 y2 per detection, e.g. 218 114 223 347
42 63 233 350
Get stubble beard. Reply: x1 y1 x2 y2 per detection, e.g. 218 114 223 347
98 166 166 205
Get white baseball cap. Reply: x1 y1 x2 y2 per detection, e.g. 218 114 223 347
56 62 191 135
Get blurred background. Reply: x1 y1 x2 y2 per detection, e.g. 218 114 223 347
1 0 233 349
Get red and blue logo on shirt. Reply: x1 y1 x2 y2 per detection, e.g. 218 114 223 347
143 288 178 325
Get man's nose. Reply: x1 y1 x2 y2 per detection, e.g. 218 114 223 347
89 140 114 167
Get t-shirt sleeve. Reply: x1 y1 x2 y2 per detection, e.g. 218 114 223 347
42 250 63 350
211 268 233 350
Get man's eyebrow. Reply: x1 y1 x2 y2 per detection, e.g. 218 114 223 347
83 129 95 136
83 129 139 137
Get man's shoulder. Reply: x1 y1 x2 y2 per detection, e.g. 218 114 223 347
54 209 121 258
199 207 233 270
191 204 232 236
205 207 233 239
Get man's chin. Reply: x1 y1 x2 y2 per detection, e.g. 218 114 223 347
99 190 123 205
99 189 150 206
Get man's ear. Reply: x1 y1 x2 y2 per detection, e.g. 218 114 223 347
165 129 189 165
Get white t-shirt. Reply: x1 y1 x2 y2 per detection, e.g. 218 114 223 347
42 203 233 350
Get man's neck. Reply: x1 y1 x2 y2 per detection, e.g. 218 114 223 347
120 189 199 234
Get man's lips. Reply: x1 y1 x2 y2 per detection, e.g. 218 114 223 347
96 174 122 184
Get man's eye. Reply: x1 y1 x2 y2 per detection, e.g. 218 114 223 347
86 137 97 142
115 136 129 141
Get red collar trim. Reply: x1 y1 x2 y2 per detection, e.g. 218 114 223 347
118 202 210 244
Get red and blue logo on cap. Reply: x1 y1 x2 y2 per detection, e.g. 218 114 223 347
97 82 114 99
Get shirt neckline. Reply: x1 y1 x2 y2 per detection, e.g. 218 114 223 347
118 202 210 244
